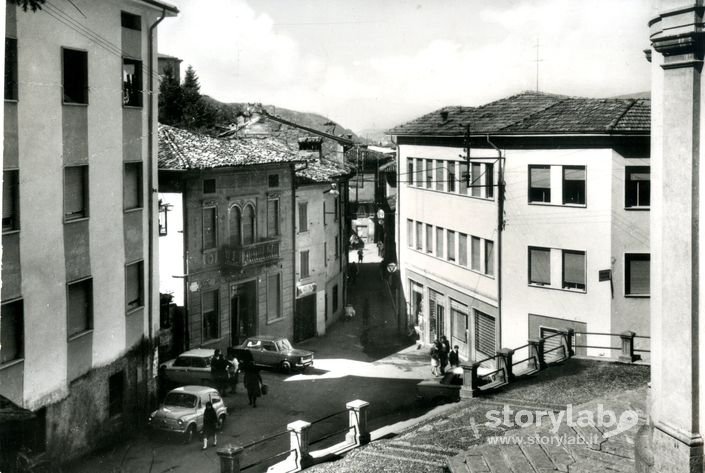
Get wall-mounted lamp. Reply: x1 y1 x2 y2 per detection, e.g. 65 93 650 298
323 183 340 196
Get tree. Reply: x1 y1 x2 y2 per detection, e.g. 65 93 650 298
158 64 220 133
158 66 183 126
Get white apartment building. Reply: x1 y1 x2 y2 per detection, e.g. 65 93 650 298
390 92 650 363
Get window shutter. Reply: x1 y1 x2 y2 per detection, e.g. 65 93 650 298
65 166 86 217
243 205 255 245
530 167 550 187
475 311 495 358
485 240 494 275
202 207 216 249
267 274 281 319
267 199 279 237
447 231 455 261
564 167 585 181
628 254 650 295
541 328 563 361
436 227 444 257
471 236 481 271
426 224 433 253
459 233 467 266
471 163 481 197
530 248 551 284
563 251 585 285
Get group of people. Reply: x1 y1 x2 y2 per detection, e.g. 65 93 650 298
202 349 265 449
429 335 460 376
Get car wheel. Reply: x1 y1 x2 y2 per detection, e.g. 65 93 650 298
183 424 196 444
218 414 226 430
281 360 292 373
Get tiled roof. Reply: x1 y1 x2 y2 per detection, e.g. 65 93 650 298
295 157 354 184
388 91 650 136
158 124 304 171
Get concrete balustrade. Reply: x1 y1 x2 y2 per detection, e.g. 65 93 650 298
528 338 546 370
216 446 243 473
460 361 484 399
345 399 371 446
618 331 637 363
496 348 515 382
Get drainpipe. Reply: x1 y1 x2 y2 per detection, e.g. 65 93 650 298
485 135 504 350
147 9 166 365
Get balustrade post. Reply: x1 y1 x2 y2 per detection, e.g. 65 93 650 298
460 362 483 398
528 338 546 371
497 348 515 382
287 420 313 469
217 446 243 473
345 399 370 446
562 328 575 358
619 331 637 363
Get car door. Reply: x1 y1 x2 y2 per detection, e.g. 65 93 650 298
209 392 225 422
189 356 212 385
168 356 192 385
194 396 205 431
259 341 280 367
245 338 265 365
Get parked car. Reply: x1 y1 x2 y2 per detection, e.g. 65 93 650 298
416 366 495 404
231 335 314 372
160 348 215 387
148 386 227 442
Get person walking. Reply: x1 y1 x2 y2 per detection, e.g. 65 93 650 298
344 303 356 321
243 362 263 407
227 353 239 394
430 340 441 376
210 349 230 396
202 401 218 450
357 248 364 264
439 336 450 374
449 345 460 368
414 315 424 349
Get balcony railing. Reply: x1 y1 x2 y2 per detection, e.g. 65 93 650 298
223 239 280 268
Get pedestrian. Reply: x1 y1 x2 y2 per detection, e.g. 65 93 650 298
228 352 239 394
357 248 364 264
430 341 441 376
439 335 450 374
377 240 384 257
414 314 424 349
449 345 460 368
210 349 230 397
202 401 218 450
344 303 356 321
243 362 263 407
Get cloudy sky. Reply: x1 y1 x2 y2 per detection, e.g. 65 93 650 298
159 0 652 134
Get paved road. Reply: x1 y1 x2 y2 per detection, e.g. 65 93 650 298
66 253 437 473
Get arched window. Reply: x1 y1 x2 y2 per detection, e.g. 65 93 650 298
242 204 255 245
229 206 241 247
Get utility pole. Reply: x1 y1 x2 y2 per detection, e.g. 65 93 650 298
534 38 543 92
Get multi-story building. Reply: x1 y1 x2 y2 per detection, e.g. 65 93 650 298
158 124 301 350
0 0 177 464
390 92 650 363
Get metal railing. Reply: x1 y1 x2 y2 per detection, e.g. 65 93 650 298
309 410 352 449
223 239 280 268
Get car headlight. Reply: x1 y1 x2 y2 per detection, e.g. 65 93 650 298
177 418 184 426
148 416 152 423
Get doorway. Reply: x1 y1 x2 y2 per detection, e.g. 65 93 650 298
295 294 317 342
230 280 257 346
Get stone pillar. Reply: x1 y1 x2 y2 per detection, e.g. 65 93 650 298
287 420 313 470
496 348 515 382
528 338 546 370
636 2 705 471
618 331 637 363
217 446 243 473
346 399 371 446
460 362 483 398
563 328 575 358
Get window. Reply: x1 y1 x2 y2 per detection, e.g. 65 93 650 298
416 158 423 186
529 247 551 285
426 159 433 188
471 236 481 271
334 235 339 260
459 233 467 266
108 371 124 417
435 161 443 191
268 174 279 188
451 302 468 344
125 260 144 312
122 58 142 107
267 198 279 237
485 240 494 276
625 166 650 208
298 202 308 232
485 164 494 198
529 165 551 203
123 162 142 210
67 279 92 338
471 163 482 197
447 161 456 192
562 250 586 290
3 170 19 232
332 284 339 312
1 299 23 363
202 290 219 341
62 48 88 104
121 11 142 30
407 219 413 248
425 224 433 253
415 222 423 250
563 166 586 205
300 250 310 278
5 37 17 100
407 159 414 185
202 206 216 250
229 207 241 246
64 165 88 220
626 253 650 296
475 310 496 358
324 242 328 267
459 162 468 195
242 205 255 245
436 227 444 258
447 230 456 262
267 273 281 321
203 179 216 194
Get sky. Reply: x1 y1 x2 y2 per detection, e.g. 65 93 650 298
159 0 653 134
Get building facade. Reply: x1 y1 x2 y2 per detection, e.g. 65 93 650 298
0 0 177 463
158 125 300 352
390 92 650 364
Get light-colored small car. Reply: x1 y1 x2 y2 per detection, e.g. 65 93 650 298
416 366 496 404
232 336 314 372
148 386 227 442
160 348 215 387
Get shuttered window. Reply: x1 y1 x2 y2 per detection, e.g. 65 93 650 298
471 236 481 271
471 163 482 197
562 250 586 290
123 162 142 210
428 290 439 341
485 240 494 276
202 206 216 249
626 253 650 296
407 219 413 248
267 273 281 321
68 279 93 337
447 230 456 262
425 224 433 253
529 165 551 203
426 159 433 188
451 300 468 345
0 299 23 363
485 164 494 198
416 222 423 250
459 162 469 195
125 260 144 312
407 159 414 185
475 310 496 358
64 165 88 220
625 166 650 208
541 328 564 362
529 247 551 285
436 227 444 258
416 158 423 186
230 207 241 246
3 170 19 231
459 233 468 266
435 161 444 191
243 205 255 245
299 202 308 232
563 166 586 205
202 290 219 341
267 198 279 237
447 161 456 192
300 250 310 278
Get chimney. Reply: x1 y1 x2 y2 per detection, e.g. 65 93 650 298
440 110 449 122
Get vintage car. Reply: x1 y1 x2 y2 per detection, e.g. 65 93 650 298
159 348 215 387
231 335 314 372
148 386 227 442
415 366 496 404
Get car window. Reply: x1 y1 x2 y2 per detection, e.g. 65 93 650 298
210 393 221 404
164 393 198 408
173 357 191 367
279 339 293 351
246 339 262 348
262 342 277 351
191 357 208 368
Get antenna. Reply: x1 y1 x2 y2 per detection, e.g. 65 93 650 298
534 38 543 92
